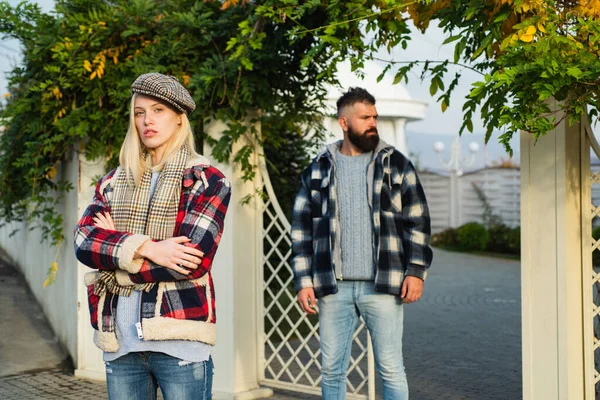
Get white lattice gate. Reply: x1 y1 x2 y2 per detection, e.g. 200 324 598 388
583 114 600 398
258 159 375 399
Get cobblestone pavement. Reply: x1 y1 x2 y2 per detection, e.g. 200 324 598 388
0 370 108 400
0 248 520 399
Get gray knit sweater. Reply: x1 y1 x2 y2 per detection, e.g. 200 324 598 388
335 149 375 280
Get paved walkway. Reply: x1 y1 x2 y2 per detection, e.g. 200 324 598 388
404 249 521 400
0 248 521 399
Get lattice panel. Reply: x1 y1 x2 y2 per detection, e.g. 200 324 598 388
260 176 370 397
590 171 600 397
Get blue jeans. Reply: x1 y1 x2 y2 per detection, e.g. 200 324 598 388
105 352 213 400
318 281 408 400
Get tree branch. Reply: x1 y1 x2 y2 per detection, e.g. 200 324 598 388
371 56 486 76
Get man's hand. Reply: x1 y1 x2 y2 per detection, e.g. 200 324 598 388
297 287 318 315
401 276 424 303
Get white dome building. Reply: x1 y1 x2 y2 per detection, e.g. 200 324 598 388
324 61 427 154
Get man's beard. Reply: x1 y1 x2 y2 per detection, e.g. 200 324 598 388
347 125 379 152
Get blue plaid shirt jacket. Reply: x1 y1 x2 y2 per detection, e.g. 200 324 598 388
291 140 433 299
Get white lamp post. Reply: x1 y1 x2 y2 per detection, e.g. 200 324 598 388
433 136 479 176
433 136 479 227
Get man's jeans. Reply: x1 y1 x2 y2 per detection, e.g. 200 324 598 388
105 352 213 400
318 281 408 400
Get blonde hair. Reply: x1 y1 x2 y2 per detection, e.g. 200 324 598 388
119 94 200 186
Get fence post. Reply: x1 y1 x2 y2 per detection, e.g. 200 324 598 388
520 99 586 399
204 118 273 400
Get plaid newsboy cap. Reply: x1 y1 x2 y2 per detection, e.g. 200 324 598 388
131 72 196 115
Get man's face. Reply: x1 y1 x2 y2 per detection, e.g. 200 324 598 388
341 102 379 152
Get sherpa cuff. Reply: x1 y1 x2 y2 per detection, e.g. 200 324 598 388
84 271 99 286
118 234 151 274
115 269 136 286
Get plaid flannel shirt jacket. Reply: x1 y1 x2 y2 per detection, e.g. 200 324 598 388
74 157 230 351
291 141 433 299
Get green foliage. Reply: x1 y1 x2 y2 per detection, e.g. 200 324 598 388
4 0 595 265
406 1 600 153
592 225 600 241
457 222 490 251
250 1 600 156
431 227 459 248
242 1 414 95
432 222 519 256
487 223 520 255
0 0 340 247
262 114 326 221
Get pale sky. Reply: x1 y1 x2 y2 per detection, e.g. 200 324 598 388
385 24 488 136
0 0 54 95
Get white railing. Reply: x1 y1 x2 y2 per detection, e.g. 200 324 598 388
258 156 375 399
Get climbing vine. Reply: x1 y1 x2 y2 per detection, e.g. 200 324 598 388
0 0 411 284
2 0 600 280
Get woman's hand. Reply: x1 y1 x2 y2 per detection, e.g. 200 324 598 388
136 237 204 276
93 212 115 230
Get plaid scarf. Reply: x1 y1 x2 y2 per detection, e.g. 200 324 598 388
96 146 190 297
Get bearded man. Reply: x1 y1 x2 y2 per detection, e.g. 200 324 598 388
291 87 433 400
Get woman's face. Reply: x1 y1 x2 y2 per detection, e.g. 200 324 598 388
134 95 181 163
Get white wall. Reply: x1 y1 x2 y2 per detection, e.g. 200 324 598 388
0 146 109 379
0 148 83 364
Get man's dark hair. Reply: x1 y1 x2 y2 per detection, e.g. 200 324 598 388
336 87 376 118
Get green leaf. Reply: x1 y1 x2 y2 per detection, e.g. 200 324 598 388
566 67 583 79
443 34 462 45
454 38 466 64
472 33 493 60
393 71 405 85
466 119 473 133
429 79 438 96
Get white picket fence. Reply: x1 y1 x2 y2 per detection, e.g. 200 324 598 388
421 163 600 233
419 167 521 233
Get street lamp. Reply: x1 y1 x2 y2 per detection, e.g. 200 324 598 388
433 136 480 227
433 136 479 176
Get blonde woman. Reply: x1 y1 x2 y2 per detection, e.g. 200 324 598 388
74 73 230 400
